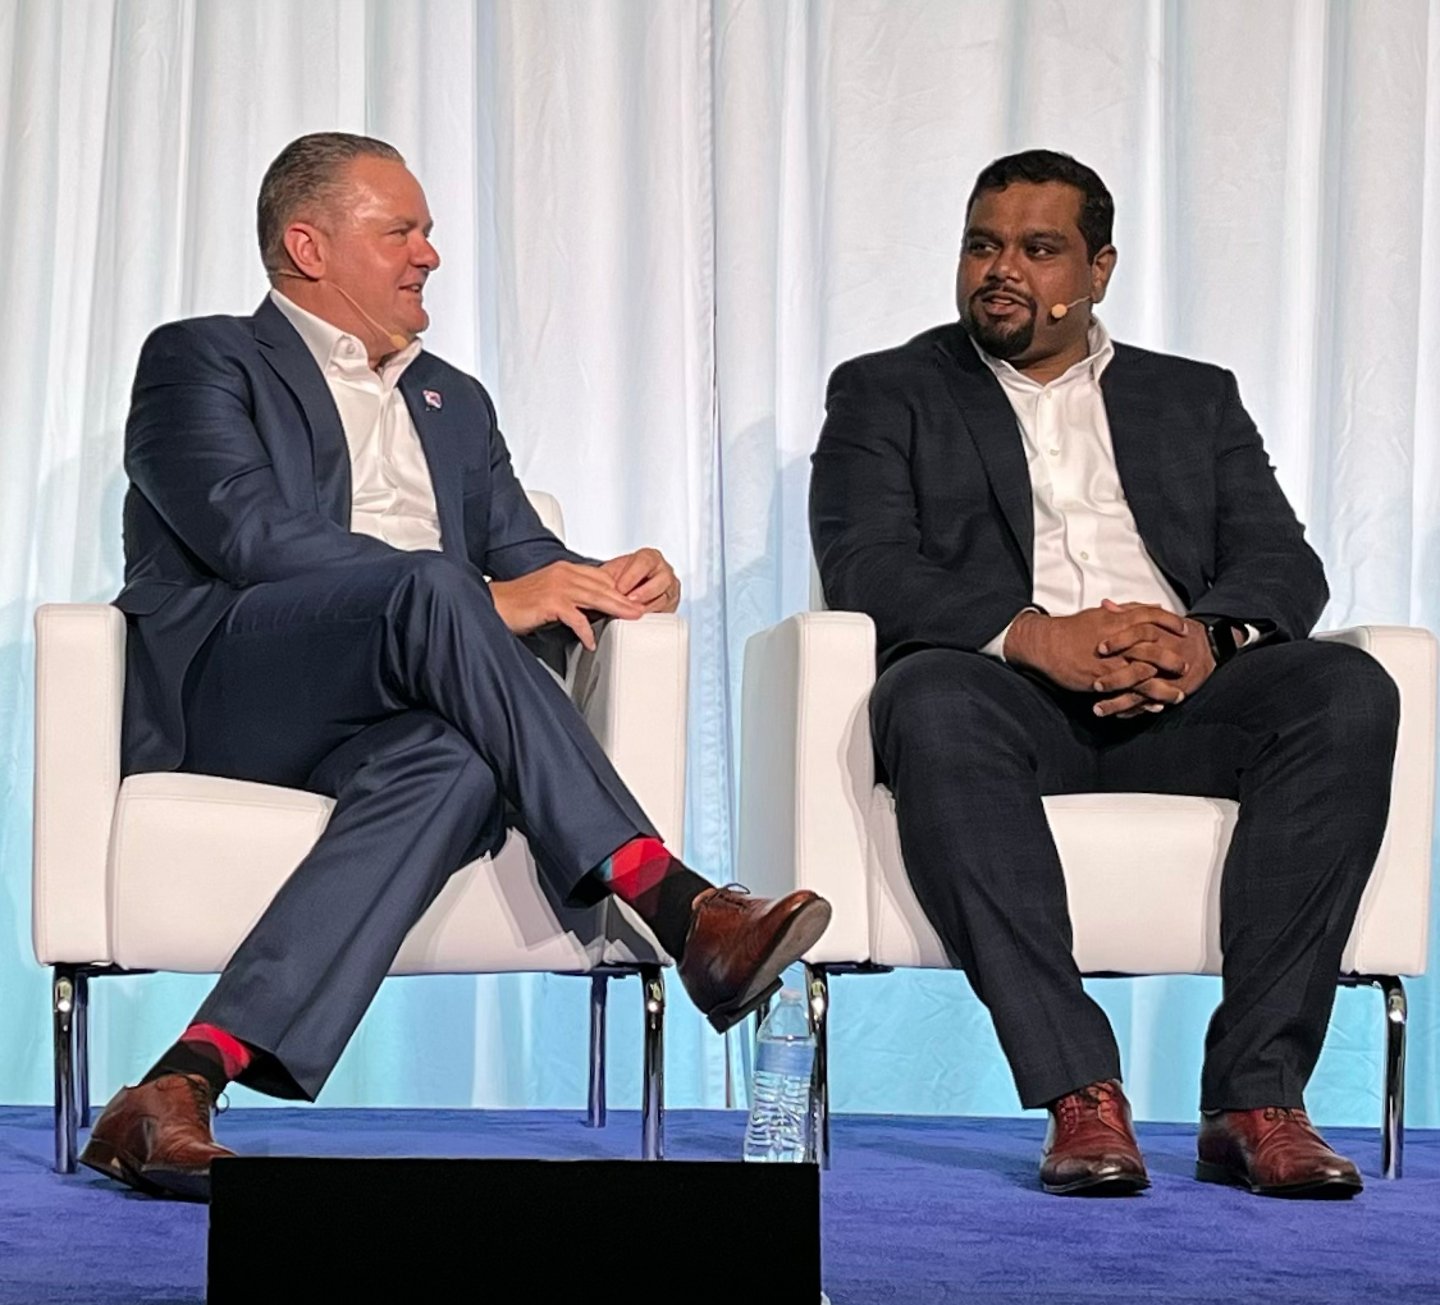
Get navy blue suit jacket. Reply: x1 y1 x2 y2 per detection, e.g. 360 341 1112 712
809 322 1329 670
118 297 584 773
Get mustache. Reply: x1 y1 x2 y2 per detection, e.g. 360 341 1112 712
971 284 1036 312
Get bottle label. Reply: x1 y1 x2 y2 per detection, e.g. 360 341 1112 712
755 1039 815 1079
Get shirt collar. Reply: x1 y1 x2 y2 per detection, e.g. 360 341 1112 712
269 287 422 386
970 316 1114 390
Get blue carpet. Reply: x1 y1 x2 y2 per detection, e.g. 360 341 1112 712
1 1107 1436 1303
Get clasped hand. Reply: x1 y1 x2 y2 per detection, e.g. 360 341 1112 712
489 548 681 652
1004 599 1215 718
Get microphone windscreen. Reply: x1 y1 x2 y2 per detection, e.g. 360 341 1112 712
1050 302 1069 320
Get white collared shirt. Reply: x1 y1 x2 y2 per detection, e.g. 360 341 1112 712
974 320 1186 657
270 289 443 552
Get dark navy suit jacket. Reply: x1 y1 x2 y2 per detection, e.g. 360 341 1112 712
118 296 584 774
809 322 1329 670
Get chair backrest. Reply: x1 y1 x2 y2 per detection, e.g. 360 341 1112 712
33 490 570 966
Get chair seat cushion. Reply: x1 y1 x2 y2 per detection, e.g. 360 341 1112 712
108 773 625 975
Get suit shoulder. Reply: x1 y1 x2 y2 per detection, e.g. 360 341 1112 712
137 315 261 373
827 323 958 393
414 349 476 384
1110 341 1234 389
143 313 255 348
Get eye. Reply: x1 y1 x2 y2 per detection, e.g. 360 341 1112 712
1027 244 1057 259
964 239 995 256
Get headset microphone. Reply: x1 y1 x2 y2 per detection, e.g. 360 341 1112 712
272 268 412 351
1049 295 1092 321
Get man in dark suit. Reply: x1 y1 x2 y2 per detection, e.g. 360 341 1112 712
82 132 831 1200
810 149 1398 1198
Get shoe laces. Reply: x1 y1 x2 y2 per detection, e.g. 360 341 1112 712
1057 1081 1118 1127
1261 1106 1305 1123
178 1073 225 1121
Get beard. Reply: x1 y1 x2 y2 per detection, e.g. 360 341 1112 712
961 292 1036 360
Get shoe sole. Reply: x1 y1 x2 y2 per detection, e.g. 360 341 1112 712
1195 1160 1363 1199
1042 1172 1151 1197
79 1138 164 1198
80 1138 212 1202
703 898 834 1034
140 1164 213 1203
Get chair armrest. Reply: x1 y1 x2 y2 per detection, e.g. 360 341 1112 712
1315 625 1437 974
32 603 126 965
571 613 688 846
738 612 876 964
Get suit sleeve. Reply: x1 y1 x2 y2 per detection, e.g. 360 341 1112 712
467 382 601 674
1186 370 1328 641
125 323 398 585
810 359 1029 656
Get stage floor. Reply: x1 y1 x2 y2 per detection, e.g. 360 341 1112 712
1 1107 1436 1303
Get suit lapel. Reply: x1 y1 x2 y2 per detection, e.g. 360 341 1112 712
252 298 352 522
1100 351 1187 591
932 329 1035 574
398 359 465 553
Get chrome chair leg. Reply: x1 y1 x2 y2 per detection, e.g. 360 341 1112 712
53 966 79 1174
733 1014 756 1108
587 972 609 1129
804 965 831 1169
1377 975 1407 1179
75 970 91 1128
640 964 665 1160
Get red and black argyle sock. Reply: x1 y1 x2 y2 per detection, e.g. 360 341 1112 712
141 1023 253 1099
594 837 712 960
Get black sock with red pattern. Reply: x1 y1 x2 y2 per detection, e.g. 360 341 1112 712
594 837 712 960
141 1023 253 1099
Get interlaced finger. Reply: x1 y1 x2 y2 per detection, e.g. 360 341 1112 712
1091 659 1157 693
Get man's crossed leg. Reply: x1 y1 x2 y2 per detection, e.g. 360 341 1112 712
82 552 832 1199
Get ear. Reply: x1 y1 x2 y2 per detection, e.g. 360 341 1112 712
1090 245 1117 304
282 221 328 280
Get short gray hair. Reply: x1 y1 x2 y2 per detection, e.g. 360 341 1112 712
257 132 404 275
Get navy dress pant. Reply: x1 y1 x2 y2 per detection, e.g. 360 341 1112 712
179 552 655 1099
869 639 1400 1112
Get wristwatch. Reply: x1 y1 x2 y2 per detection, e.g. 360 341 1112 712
1195 615 1244 668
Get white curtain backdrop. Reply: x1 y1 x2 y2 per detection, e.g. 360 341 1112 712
1 0 1437 1127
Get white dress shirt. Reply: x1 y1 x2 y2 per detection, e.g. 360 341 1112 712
270 289 443 552
975 320 1191 658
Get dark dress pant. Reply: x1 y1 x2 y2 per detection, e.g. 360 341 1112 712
869 639 1400 1111
178 551 655 1098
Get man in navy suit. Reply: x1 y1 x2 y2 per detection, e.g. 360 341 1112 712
82 132 831 1200
810 150 1398 1198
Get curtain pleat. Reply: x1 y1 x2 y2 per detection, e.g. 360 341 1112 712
0 0 1435 1123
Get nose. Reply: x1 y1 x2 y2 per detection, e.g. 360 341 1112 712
984 246 1021 285
413 233 440 272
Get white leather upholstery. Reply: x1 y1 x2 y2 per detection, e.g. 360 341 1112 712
739 612 1437 977
33 491 687 977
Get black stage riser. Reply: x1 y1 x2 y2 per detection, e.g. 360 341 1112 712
209 1156 821 1302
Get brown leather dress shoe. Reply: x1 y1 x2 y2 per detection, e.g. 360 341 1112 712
1040 1080 1150 1196
1196 1107 1362 1198
676 886 833 1032
79 1073 236 1201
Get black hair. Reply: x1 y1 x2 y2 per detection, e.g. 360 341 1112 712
965 149 1114 261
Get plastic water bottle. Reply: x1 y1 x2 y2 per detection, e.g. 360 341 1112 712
743 988 816 1162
